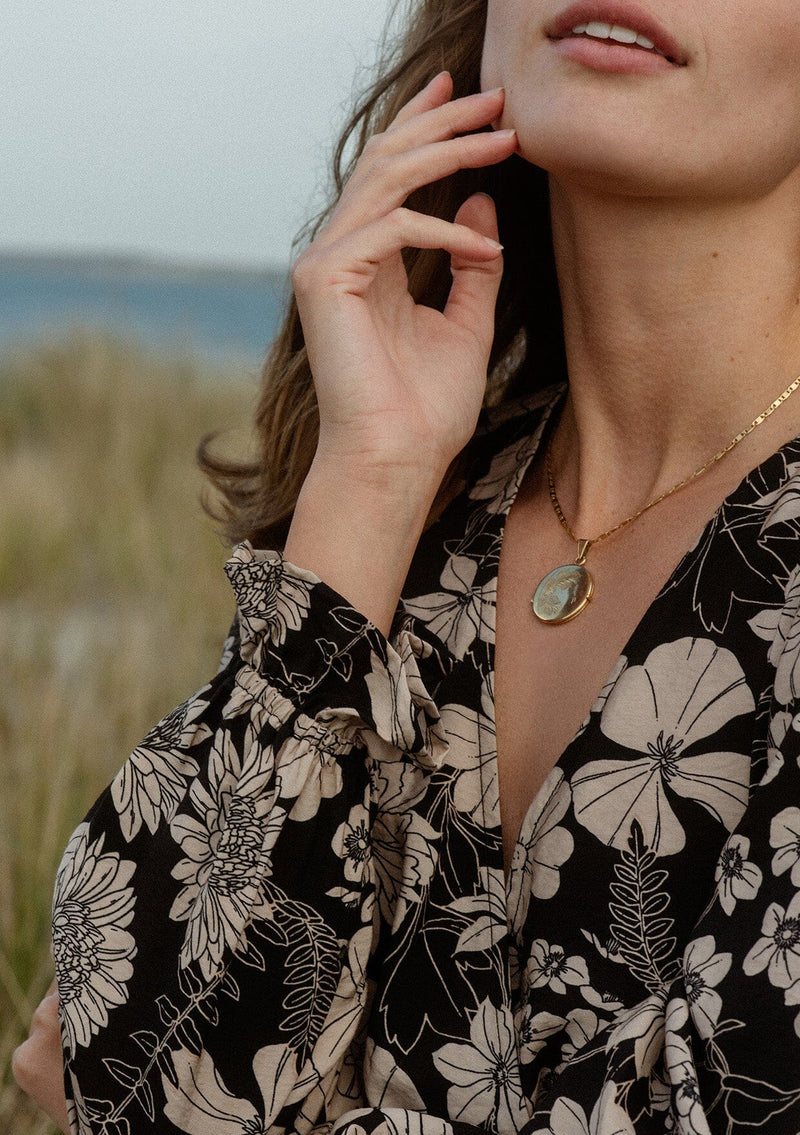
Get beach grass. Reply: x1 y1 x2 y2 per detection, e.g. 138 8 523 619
0 327 259 1133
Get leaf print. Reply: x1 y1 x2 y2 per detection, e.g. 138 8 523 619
529 1080 634 1135
682 935 731 1040
608 823 679 992
526 941 590 996
363 1039 426 1110
573 639 753 855
748 565 800 704
743 892 800 990
111 693 211 841
507 768 574 934
770 807 800 885
402 554 496 660
168 726 283 979
714 833 762 916
52 824 136 1054
432 998 529 1131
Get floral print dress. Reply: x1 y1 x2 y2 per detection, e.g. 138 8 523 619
54 382 800 1135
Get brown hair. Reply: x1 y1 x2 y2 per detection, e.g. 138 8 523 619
199 0 566 549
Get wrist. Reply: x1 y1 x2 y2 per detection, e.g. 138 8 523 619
284 462 441 637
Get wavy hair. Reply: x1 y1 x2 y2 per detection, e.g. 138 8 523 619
199 0 565 548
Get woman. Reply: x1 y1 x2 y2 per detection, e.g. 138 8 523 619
14 0 800 1130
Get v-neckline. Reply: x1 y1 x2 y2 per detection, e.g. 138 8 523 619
484 381 800 899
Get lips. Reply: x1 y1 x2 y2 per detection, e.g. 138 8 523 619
546 0 687 66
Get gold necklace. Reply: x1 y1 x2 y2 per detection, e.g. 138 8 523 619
531 374 800 625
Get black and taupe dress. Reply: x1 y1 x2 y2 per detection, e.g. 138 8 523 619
54 383 800 1134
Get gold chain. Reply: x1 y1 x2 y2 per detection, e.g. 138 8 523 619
546 373 800 548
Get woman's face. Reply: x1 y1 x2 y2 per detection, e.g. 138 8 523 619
482 0 800 201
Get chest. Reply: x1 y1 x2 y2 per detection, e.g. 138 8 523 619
493 471 718 878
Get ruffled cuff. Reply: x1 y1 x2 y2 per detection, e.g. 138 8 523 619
224 542 451 769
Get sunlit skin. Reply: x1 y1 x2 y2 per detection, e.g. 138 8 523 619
482 0 800 533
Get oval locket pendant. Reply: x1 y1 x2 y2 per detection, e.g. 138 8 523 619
531 539 594 624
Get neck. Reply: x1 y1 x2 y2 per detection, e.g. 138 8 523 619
547 176 800 533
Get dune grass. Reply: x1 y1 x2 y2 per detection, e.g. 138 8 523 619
0 327 259 1133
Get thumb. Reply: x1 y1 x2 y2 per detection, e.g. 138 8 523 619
443 192 504 350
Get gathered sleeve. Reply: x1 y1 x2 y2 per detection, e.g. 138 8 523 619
53 541 453 1135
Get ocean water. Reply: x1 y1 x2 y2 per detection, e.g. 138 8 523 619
0 252 288 368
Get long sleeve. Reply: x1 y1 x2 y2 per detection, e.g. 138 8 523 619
53 541 453 1135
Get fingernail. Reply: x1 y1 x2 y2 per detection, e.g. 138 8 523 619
429 70 451 87
494 129 517 143
483 238 504 251
482 86 505 97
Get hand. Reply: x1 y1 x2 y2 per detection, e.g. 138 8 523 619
291 71 517 482
12 979 70 1133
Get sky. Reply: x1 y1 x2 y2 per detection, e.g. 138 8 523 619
2 1 396 270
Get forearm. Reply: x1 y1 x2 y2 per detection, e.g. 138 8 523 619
284 458 444 637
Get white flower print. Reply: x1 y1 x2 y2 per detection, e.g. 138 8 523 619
530 1080 634 1135
572 639 754 856
606 986 668 1080
162 1042 305 1133
275 714 351 822
663 999 712 1135
403 554 496 660
743 891 800 990
371 808 440 926
508 768 574 933
558 1009 605 1070
333 803 371 886
364 1038 427 1110
53 824 136 1053
225 542 314 651
440 691 499 826
758 709 792 787
111 693 212 841
771 807 800 885
448 867 507 954
756 463 800 530
714 833 762 916
527 940 590 995
168 726 282 979
748 565 800 705
432 998 528 1131
369 759 429 815
515 1004 567 1065
469 430 545 516
682 935 731 1040
222 666 295 733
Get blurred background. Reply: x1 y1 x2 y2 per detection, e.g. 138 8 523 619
1 2 392 1129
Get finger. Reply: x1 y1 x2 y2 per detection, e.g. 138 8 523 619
324 129 517 245
384 86 505 146
294 207 502 300
444 193 504 348
388 70 453 130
